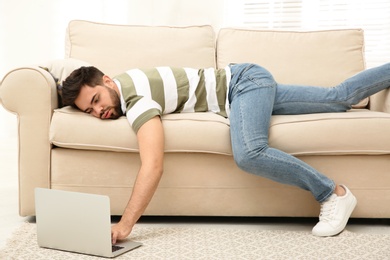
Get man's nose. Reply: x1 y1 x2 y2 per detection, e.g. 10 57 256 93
92 105 103 118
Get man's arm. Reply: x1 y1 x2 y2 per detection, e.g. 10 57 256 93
111 116 164 244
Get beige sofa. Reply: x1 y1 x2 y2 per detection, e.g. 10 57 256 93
1 20 390 218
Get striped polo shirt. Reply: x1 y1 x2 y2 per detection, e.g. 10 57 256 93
114 67 231 133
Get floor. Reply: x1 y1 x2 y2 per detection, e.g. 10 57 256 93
1 104 389 250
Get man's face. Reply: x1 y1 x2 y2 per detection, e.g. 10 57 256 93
74 84 123 120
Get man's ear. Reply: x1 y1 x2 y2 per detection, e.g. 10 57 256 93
102 75 115 88
102 75 120 95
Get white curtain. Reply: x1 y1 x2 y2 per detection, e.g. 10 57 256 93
224 0 390 68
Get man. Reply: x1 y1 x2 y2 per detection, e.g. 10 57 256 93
61 63 390 244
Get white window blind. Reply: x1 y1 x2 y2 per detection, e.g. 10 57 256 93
224 0 390 68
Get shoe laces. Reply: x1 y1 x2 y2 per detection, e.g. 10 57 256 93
319 194 338 221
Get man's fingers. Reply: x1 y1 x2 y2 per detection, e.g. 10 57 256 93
111 231 118 245
111 222 132 244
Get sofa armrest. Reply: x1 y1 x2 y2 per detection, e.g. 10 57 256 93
0 67 58 216
369 89 390 113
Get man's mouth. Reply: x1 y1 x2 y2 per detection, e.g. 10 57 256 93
101 108 112 119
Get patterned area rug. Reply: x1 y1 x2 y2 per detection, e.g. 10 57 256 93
1 222 390 259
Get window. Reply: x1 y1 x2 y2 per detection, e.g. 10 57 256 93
224 0 390 68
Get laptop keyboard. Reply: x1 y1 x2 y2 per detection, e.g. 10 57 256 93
112 245 124 252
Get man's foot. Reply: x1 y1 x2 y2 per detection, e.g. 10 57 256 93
312 185 357 237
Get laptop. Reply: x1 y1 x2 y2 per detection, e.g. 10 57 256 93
35 188 142 258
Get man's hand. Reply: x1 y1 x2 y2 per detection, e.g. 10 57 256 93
111 220 133 244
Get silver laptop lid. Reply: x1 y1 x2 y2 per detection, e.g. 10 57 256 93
35 188 117 257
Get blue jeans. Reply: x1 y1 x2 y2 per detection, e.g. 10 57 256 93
228 63 390 202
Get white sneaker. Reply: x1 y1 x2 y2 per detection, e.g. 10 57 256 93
312 185 357 237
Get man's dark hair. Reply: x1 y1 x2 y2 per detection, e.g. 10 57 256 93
61 66 105 108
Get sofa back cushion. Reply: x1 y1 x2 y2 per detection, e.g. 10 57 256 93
65 20 216 76
217 28 365 86
217 28 367 107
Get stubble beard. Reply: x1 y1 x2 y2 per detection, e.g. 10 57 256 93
107 86 124 119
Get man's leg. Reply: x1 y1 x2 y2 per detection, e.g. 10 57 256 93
228 63 361 237
267 64 390 236
229 64 335 203
273 62 390 115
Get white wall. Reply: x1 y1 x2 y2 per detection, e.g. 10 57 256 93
0 0 224 79
126 0 224 28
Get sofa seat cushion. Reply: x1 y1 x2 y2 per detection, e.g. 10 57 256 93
50 107 390 156
50 107 232 155
269 109 390 155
